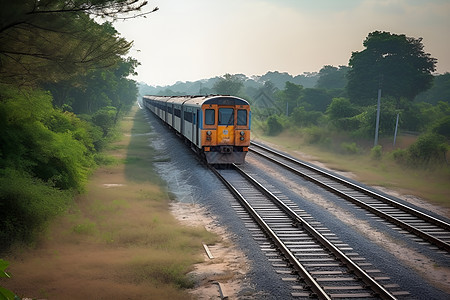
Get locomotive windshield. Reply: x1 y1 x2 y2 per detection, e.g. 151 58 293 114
218 108 234 126
237 109 247 126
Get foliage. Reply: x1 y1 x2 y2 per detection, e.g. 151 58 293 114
212 74 244 96
371 145 383 160
266 115 284 136
274 81 303 116
347 31 437 105
340 142 360 154
0 168 72 251
408 133 448 165
0 259 18 300
0 86 96 190
351 99 401 138
299 88 333 112
316 65 350 89
392 133 448 167
414 73 450 105
291 106 324 126
304 126 330 145
432 115 450 139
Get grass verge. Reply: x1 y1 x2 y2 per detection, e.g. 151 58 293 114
1 105 218 299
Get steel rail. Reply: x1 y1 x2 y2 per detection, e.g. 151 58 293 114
208 165 331 299
249 141 450 252
232 164 397 300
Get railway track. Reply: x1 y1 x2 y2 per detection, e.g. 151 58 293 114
211 164 408 299
249 141 450 253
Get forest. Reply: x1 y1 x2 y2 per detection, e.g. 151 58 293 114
0 0 157 256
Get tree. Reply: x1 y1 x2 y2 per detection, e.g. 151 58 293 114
347 31 437 106
275 81 303 115
414 73 450 105
299 88 332 112
316 65 350 90
213 74 244 96
0 0 157 86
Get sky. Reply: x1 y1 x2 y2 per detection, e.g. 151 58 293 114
114 0 450 87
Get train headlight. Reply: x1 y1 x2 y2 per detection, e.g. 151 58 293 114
240 131 245 136
240 137 245 141
207 130 212 136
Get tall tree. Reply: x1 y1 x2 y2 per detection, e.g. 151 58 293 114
213 74 244 96
316 65 349 90
347 31 437 106
0 0 156 86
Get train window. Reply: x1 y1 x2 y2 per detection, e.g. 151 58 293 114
205 109 215 125
184 111 192 122
174 108 181 118
218 108 234 126
237 109 247 125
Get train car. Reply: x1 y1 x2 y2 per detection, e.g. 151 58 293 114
142 95 251 164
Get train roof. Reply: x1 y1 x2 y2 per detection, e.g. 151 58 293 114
143 95 249 106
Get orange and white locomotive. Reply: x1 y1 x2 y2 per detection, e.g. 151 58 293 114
142 95 251 164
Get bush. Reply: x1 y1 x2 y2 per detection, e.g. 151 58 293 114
0 169 72 251
371 145 383 160
407 133 448 165
340 142 360 154
392 133 448 167
432 115 450 139
266 115 283 136
304 126 330 145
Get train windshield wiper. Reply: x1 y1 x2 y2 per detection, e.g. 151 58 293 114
226 113 234 127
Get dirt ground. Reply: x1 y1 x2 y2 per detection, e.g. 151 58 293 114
170 202 251 299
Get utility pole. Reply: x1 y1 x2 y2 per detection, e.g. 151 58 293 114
393 113 399 147
374 88 381 147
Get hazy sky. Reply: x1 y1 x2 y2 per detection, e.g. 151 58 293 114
114 0 450 86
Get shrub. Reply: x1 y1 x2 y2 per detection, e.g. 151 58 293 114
266 115 283 136
407 133 448 166
371 145 383 160
0 169 72 251
340 142 360 154
304 126 329 145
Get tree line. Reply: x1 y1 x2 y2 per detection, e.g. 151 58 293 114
141 31 449 167
0 0 156 253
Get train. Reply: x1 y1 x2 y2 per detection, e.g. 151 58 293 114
142 95 251 164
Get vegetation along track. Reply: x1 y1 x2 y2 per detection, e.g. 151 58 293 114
249 141 450 253
210 164 409 299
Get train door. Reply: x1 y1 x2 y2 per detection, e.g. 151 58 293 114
217 107 235 145
192 110 195 143
196 109 200 146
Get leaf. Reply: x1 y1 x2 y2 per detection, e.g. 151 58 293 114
0 260 10 278
0 287 16 300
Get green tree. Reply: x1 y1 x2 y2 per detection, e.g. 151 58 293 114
316 65 350 89
414 73 450 105
0 0 156 86
275 81 303 115
213 74 244 96
299 88 332 112
347 31 437 106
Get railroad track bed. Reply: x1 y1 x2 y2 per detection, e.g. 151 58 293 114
211 165 410 299
249 141 450 254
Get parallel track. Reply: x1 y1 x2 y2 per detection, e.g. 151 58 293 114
249 141 450 253
211 164 402 299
